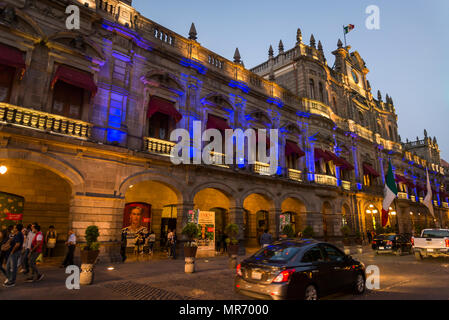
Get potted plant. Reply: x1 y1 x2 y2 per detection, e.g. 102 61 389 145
282 224 295 238
341 225 351 255
354 231 363 254
182 223 199 273
80 225 100 285
302 226 314 239
225 223 239 268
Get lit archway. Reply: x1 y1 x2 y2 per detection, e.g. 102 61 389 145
281 197 307 236
322 201 333 239
243 193 274 247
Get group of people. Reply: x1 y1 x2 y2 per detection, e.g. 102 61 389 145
0 223 44 288
0 223 77 288
215 231 228 254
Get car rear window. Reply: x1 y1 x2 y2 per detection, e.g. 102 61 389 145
252 245 301 262
373 235 385 240
387 235 397 240
422 230 449 238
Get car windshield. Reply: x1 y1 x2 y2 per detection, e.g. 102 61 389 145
422 230 449 238
387 235 397 240
252 244 302 262
373 235 385 240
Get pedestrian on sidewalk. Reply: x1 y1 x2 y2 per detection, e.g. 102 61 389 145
170 230 177 259
61 230 76 268
260 229 272 248
4 224 24 288
26 224 44 283
120 228 127 262
0 225 13 278
167 229 174 257
366 230 372 243
45 225 57 257
20 224 34 275
148 230 155 255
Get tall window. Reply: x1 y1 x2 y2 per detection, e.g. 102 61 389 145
0 65 15 103
309 79 315 99
388 126 394 141
319 82 324 102
148 112 173 140
52 81 84 119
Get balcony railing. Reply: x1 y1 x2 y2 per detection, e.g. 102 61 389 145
398 192 408 200
443 202 449 209
208 151 229 168
419 197 424 203
288 168 302 182
144 137 175 156
341 180 351 191
0 103 92 139
254 162 271 176
315 174 337 187
410 195 416 202
433 200 438 206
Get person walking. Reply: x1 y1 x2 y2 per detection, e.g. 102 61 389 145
4 224 24 288
166 229 174 257
120 228 127 262
260 229 273 248
366 230 372 243
147 230 156 255
26 224 44 282
170 230 177 259
20 224 34 275
0 225 13 278
61 230 76 268
45 225 57 257
221 232 228 253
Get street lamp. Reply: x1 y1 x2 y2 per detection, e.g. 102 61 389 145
0 165 7 175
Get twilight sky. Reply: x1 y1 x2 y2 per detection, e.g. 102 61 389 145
133 0 449 160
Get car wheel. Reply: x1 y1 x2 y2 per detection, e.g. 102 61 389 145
304 284 318 300
414 251 423 260
396 248 402 256
353 273 365 295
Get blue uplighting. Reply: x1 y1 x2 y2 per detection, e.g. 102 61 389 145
267 97 284 108
180 58 207 75
228 80 249 94
297 111 311 118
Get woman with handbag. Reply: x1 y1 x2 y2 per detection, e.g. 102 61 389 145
45 226 57 257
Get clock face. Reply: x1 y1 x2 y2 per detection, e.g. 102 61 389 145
352 70 359 84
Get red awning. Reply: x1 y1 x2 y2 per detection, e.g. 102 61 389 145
0 43 26 73
363 163 380 177
285 140 305 158
206 114 231 131
405 178 415 188
147 96 182 123
51 65 98 96
314 148 332 162
337 157 354 171
394 174 408 184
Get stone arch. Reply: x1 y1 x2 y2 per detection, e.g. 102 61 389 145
188 181 236 205
141 70 184 92
279 121 302 136
363 202 381 232
47 31 106 61
0 148 84 192
0 4 45 39
201 92 234 110
119 170 185 203
281 196 307 236
246 109 272 127
321 200 334 239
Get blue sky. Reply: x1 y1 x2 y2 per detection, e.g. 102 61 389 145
133 0 449 160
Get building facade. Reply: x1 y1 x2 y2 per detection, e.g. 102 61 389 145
0 0 448 258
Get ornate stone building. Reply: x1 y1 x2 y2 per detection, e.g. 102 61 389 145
0 0 447 258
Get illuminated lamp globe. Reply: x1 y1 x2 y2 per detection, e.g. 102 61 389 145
0 165 7 175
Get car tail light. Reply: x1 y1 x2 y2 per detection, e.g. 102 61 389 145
372 241 376 244
411 237 414 246
272 269 295 283
236 263 242 277
445 239 449 248
386 240 393 245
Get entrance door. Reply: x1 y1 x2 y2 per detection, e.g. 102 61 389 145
160 218 177 247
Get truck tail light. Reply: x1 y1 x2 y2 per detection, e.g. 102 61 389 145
272 269 295 283
236 263 242 277
411 237 414 246
445 239 449 248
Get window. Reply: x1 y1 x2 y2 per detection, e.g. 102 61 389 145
148 112 173 140
286 154 297 170
0 65 15 103
321 244 345 262
52 81 84 119
302 246 324 263
253 244 301 262
319 82 324 102
309 79 315 99
351 70 359 84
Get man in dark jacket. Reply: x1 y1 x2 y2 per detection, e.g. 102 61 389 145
259 229 272 248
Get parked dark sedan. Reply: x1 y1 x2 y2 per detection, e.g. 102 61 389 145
235 239 366 300
372 233 413 255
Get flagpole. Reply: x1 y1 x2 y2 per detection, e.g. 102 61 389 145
343 25 347 48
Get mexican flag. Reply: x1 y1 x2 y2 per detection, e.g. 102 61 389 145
344 24 355 34
423 168 435 218
381 160 398 227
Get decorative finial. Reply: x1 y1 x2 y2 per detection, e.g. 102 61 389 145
337 39 343 48
268 45 274 58
269 69 275 81
188 23 197 41
390 96 394 105
310 34 316 48
233 47 241 63
398 134 402 142
385 94 390 104
317 40 323 52
424 129 428 137
377 90 382 102
296 28 302 44
278 40 284 54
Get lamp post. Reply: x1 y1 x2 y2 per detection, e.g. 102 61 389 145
0 165 7 175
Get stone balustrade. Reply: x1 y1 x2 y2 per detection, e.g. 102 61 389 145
144 137 175 156
288 168 302 182
315 174 337 187
341 180 351 191
0 103 92 140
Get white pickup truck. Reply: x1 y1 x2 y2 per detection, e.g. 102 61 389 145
412 229 449 260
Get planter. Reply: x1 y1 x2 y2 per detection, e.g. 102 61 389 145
80 250 99 285
343 246 351 255
184 246 197 273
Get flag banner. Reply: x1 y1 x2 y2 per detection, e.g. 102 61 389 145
423 169 435 218
382 160 398 227
344 24 355 34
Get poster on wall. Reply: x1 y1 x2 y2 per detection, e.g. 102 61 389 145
122 202 151 248
0 192 25 226
188 209 200 224
196 211 215 254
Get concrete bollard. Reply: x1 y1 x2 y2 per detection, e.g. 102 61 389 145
357 245 363 254
229 254 237 269
79 264 95 285
185 257 195 273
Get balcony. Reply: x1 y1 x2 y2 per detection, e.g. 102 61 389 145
341 180 351 191
315 174 337 187
443 202 449 209
398 192 408 200
433 200 438 206
144 137 175 156
410 195 416 202
287 168 302 182
0 103 92 139
419 197 424 203
254 161 271 176
302 98 331 119
208 151 229 168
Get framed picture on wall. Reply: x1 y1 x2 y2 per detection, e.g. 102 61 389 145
122 202 151 248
